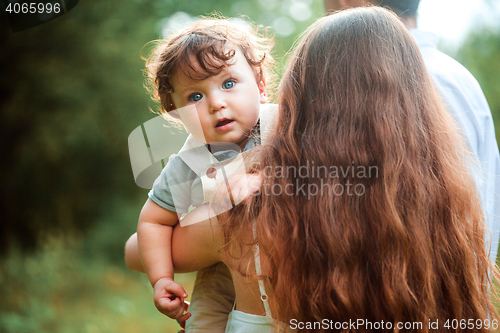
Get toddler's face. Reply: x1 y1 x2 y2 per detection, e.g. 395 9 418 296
170 48 266 149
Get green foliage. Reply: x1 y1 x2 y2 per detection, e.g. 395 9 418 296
0 0 324 254
0 235 197 333
456 25 500 145
1 0 162 251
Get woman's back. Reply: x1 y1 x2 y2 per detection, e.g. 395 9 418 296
220 6 499 332
224 264 275 332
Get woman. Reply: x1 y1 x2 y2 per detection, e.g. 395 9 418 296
172 7 499 332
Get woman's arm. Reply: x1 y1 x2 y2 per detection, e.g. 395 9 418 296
171 204 224 273
171 173 262 272
124 233 144 273
124 205 223 274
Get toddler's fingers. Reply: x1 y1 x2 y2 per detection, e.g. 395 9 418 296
248 173 263 193
171 302 189 320
165 283 188 299
177 318 186 329
155 296 181 314
176 308 191 330
178 311 191 323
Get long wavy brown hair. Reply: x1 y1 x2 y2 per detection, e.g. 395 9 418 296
221 7 499 332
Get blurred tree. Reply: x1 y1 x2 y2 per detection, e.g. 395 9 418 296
0 0 161 253
456 25 500 145
0 0 324 257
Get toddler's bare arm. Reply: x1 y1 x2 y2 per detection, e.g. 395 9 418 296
136 199 190 321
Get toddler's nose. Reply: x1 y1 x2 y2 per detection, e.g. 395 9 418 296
209 92 227 113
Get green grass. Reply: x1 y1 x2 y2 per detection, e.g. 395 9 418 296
0 235 196 333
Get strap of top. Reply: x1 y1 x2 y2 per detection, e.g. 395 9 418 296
252 223 272 318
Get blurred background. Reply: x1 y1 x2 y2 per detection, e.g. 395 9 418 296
0 0 499 332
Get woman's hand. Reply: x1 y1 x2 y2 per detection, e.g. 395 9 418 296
213 172 263 212
229 172 263 204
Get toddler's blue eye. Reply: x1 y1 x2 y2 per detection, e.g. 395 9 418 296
189 93 202 102
223 81 235 89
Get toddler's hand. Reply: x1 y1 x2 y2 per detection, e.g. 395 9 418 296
153 277 191 321
177 313 190 333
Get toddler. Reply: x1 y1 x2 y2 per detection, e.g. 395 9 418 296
125 17 275 332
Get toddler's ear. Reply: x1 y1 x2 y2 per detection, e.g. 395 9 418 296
258 79 267 104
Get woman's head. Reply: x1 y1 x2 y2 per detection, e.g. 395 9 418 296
144 17 274 120
278 6 429 156
224 7 498 331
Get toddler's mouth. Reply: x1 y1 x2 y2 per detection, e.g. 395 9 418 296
215 118 235 131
